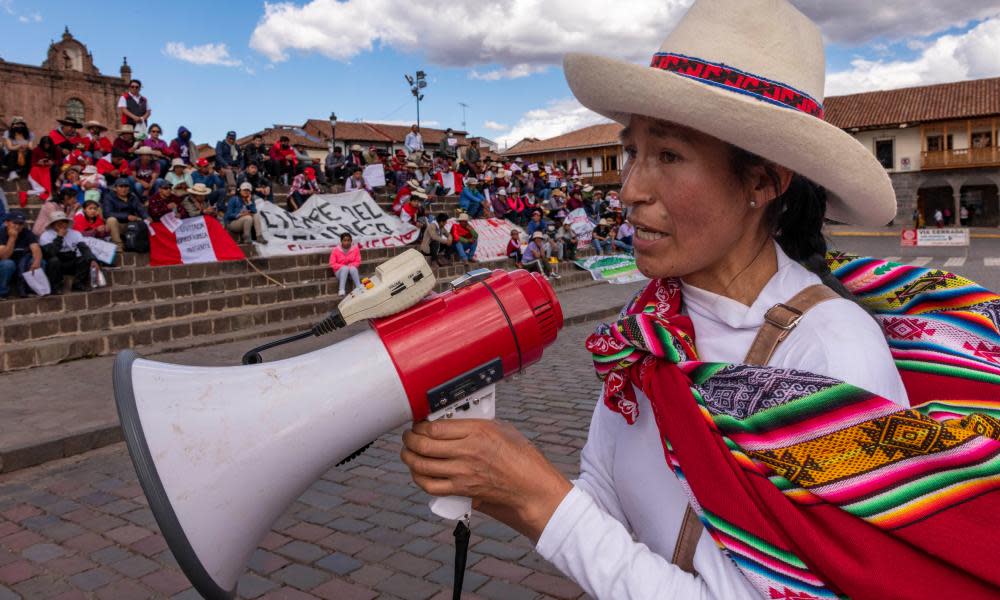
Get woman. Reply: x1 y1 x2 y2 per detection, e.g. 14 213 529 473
522 231 560 280
3 117 34 180
401 0 909 598
141 123 171 175
328 232 361 297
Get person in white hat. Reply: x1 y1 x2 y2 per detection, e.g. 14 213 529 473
39 210 99 293
521 230 560 280
450 212 478 263
165 158 193 190
590 217 612 255
458 177 486 219
224 182 265 244
402 1 911 598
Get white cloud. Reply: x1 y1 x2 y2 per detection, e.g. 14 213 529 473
163 42 243 67
494 98 611 149
827 17 1000 95
470 64 548 81
250 0 687 68
483 121 509 132
794 1 1000 45
17 11 39 22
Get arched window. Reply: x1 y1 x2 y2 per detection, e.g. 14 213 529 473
65 98 85 121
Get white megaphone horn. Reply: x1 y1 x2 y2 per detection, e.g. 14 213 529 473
113 249 563 599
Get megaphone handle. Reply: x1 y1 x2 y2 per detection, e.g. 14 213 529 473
426 385 496 521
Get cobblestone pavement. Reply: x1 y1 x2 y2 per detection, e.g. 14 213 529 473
0 318 614 600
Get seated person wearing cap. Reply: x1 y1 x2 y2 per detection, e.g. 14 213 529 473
102 178 149 251
590 218 613 255
74 190 109 239
191 158 226 212
522 230 560 279
225 183 265 244
0 211 43 298
400 191 427 229
39 210 99 293
236 162 273 204
451 212 478 264
214 131 243 187
289 167 321 211
526 210 551 238
146 180 178 222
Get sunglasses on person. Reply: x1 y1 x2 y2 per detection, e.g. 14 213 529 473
150 129 161 134
129 84 140 90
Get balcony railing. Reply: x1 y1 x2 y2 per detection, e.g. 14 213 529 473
580 170 622 185
921 147 1000 170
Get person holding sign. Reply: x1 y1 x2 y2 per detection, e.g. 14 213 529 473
39 210 98 293
328 232 362 297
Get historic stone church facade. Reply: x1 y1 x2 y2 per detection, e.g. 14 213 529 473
0 28 130 133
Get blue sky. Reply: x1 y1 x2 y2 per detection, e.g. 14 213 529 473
2 0 999 149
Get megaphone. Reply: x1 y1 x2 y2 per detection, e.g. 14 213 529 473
113 250 563 599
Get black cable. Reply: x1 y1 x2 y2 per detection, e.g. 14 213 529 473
452 520 471 600
241 309 348 365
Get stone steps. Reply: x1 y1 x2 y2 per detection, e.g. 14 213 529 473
0 258 597 371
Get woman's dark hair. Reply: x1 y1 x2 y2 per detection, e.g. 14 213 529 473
129 79 142 88
148 123 162 134
729 145 858 304
340 232 353 242
435 212 449 223
38 135 54 151
7 121 29 138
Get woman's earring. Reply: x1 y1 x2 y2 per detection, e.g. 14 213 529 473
749 200 758 208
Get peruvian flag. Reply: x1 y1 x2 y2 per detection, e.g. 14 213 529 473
28 165 52 201
149 215 245 267
434 171 462 196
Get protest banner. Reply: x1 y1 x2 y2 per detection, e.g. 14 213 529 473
80 237 117 265
565 208 595 249
255 191 419 257
149 216 245 267
901 228 969 247
574 254 647 284
363 164 386 189
446 218 523 263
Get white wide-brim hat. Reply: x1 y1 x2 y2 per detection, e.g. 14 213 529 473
563 0 895 227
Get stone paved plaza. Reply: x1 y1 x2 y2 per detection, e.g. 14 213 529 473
0 317 615 600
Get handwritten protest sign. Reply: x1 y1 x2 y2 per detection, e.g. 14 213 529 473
565 208 595 249
255 191 419 256
80 237 117 265
363 164 386 189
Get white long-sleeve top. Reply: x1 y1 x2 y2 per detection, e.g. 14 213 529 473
537 244 909 599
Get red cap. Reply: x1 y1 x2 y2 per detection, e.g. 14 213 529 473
304 167 316 180
196 158 209 167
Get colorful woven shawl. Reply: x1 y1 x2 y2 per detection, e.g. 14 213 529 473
586 253 1000 599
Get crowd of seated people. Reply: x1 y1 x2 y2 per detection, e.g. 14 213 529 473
0 78 625 296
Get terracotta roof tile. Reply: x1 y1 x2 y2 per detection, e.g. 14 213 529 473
503 123 622 156
302 119 468 146
825 77 1000 130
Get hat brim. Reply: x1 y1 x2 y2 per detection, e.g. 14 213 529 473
563 52 896 227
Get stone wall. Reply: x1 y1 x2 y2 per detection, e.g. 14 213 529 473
0 62 122 133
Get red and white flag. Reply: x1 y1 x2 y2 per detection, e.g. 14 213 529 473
149 215 245 267
28 165 52 201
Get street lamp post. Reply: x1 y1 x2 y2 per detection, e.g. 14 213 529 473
328 112 338 150
404 71 428 128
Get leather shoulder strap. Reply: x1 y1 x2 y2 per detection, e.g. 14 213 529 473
670 285 839 573
671 505 702 574
743 284 840 366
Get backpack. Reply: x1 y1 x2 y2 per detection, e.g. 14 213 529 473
124 221 150 253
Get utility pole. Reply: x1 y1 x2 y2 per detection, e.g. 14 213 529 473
458 102 469 130
404 71 428 128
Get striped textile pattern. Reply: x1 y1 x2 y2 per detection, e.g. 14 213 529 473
587 253 1000 598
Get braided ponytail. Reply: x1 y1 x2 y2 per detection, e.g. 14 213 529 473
729 146 860 304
